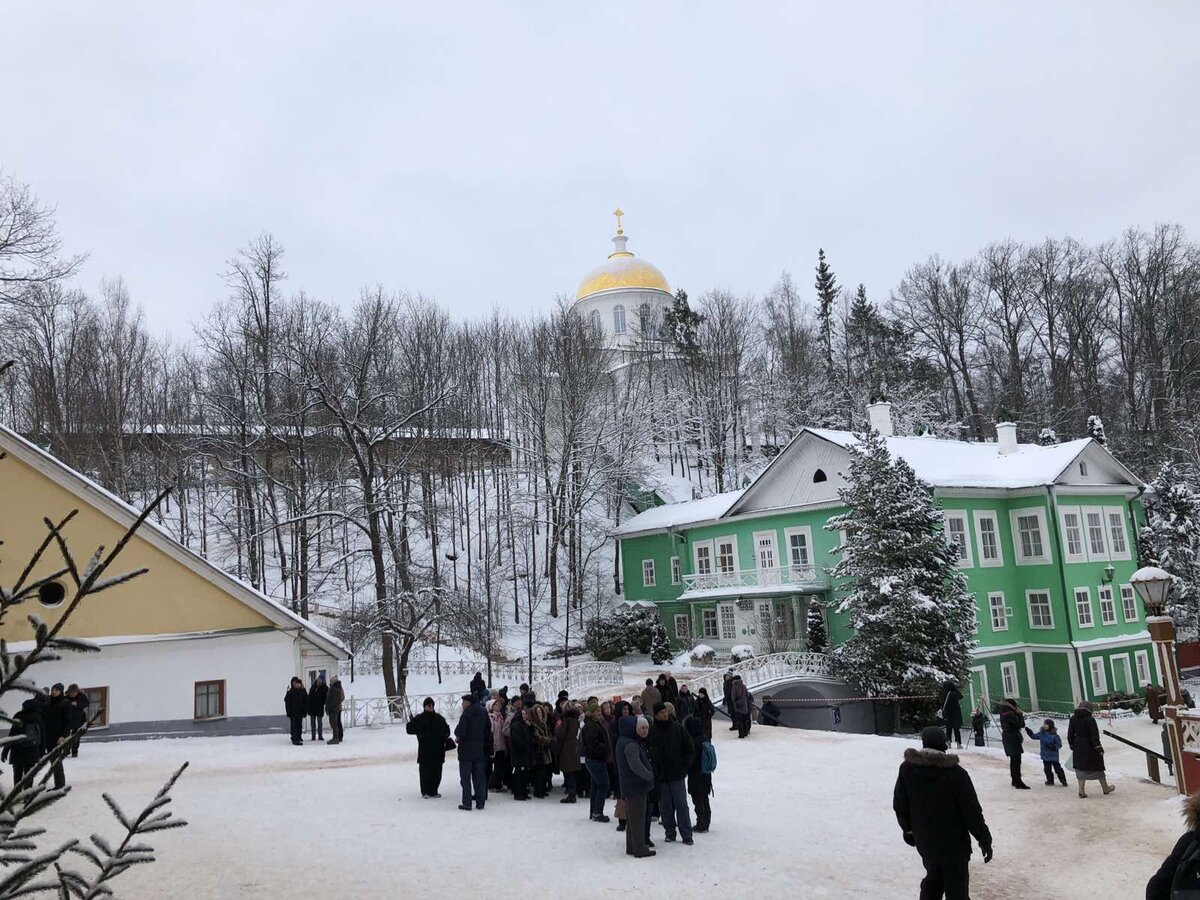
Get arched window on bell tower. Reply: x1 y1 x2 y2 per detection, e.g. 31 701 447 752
590 309 602 338
638 302 651 333
613 305 627 335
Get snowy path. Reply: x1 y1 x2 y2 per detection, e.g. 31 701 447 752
37 723 1185 898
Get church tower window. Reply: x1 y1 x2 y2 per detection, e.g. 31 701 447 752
638 302 651 333
590 309 602 338
613 305 627 335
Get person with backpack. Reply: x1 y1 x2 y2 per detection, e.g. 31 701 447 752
307 674 328 742
284 677 308 746
2 698 47 787
1025 719 1068 787
894 726 993 899
685 715 714 833
1147 792 1200 898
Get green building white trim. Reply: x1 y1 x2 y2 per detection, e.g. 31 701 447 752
614 403 1154 714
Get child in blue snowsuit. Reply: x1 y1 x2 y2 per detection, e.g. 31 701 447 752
1026 718 1067 786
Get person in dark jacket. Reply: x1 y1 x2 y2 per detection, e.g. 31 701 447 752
684 715 712 833
971 703 988 748
284 677 308 746
555 704 582 804
2 698 48 786
325 676 345 745
454 695 489 810
1147 791 1200 898
894 726 993 899
41 684 69 789
508 704 533 801
616 715 656 859
582 700 611 822
998 698 1029 789
529 704 554 798
64 684 89 758
759 696 782 727
1146 683 1162 724
406 697 451 798
648 702 695 844
1067 703 1114 798
470 671 488 705
307 674 328 742
730 676 751 738
722 673 735 731
676 684 697 721
940 681 964 749
696 688 715 740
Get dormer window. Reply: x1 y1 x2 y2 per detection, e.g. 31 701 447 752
813 469 828 483
1079 461 1089 477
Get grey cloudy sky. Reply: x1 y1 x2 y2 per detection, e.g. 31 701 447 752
4 2 1198 337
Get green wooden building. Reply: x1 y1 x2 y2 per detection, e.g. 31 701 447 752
614 403 1155 714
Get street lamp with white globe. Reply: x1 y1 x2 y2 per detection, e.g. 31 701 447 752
1131 565 1174 617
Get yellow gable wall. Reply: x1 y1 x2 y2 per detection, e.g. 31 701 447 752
0 451 275 641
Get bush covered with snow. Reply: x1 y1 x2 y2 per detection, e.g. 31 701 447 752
731 644 755 662
584 605 664 661
690 644 716 665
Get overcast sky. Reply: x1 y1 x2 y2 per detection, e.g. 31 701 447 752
4 2 1198 338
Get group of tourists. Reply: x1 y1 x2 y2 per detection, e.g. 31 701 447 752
284 674 346 746
996 697 1116 797
2 683 89 789
405 671 719 858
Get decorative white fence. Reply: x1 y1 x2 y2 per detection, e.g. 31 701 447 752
684 652 835 705
680 565 828 596
531 661 624 701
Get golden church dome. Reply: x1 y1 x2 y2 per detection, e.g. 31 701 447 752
576 209 671 301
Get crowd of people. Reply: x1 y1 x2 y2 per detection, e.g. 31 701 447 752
2 682 89 789
405 671 720 858
283 674 346 745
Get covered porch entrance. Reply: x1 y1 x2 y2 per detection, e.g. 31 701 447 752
688 592 828 653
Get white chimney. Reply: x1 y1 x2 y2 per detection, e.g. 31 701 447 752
996 422 1018 456
866 401 894 437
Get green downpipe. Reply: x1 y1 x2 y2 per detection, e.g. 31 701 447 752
1046 485 1085 705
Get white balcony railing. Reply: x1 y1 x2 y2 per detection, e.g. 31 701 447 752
680 564 828 596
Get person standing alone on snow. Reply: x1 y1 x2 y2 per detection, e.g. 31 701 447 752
940 680 964 749
285 677 308 746
894 726 993 899
325 675 345 745
455 694 489 811
406 697 451 798
1067 702 1115 799
1025 719 1067 787
307 674 328 742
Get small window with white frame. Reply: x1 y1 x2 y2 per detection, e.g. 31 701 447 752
642 559 656 587
943 511 972 567
784 526 813 571
1120 584 1138 623
973 511 1003 566
1098 585 1117 625
670 556 681 585
988 592 1008 632
1011 508 1051 565
1000 661 1019 698
1085 509 1108 560
694 541 713 577
1135 649 1152 686
1105 507 1131 560
718 604 736 640
1059 507 1087 564
674 613 690 640
613 304 627 335
701 608 718 638
1089 657 1108 695
1027 590 1054 629
1074 587 1094 627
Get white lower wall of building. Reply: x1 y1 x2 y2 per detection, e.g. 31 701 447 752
6 629 339 726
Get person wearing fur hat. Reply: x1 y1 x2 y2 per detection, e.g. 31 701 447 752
1067 702 1115 798
1147 791 1200 897
406 697 451 799
893 726 993 899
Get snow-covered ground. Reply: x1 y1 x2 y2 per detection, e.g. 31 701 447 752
38 716 1187 898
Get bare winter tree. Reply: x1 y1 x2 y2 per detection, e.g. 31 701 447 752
0 173 84 304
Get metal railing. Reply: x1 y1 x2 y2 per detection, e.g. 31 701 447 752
685 651 835 703
680 564 828 596
531 661 624 701
1102 727 1174 784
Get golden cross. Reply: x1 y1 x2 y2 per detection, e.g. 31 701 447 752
613 207 624 235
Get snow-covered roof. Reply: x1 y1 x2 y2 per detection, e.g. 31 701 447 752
805 428 1099 489
0 424 349 660
613 489 743 537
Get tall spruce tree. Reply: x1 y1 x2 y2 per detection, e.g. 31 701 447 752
826 429 977 697
1140 461 1200 638
814 249 838 383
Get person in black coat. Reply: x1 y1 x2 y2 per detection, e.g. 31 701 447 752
307 675 328 742
695 689 715 740
759 696 782 727
722 673 735 731
940 680 964 749
406 697 451 798
648 702 695 844
1067 703 1114 798
64 684 89 758
684 715 712 833
284 677 308 746
42 684 69 788
2 698 48 786
997 698 1029 789
1147 791 1200 898
894 726 993 899
454 695 489 810
507 703 533 801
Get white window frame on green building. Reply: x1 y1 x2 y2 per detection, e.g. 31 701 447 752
670 556 681 585
973 511 1003 567
642 559 655 587
784 526 813 570
1135 650 1152 686
1000 661 1019 698
1026 589 1054 629
1059 507 1087 564
701 608 718 639
674 613 690 641
1120 584 1138 623
718 603 736 641
1011 508 1052 565
1084 509 1108 559
1105 506 1131 560
1074 587 1094 628
1089 657 1108 695
943 510 972 568
988 592 1009 632
1097 585 1117 625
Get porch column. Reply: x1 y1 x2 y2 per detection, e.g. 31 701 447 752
794 595 807 649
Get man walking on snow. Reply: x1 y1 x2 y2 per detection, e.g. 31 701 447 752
893 726 992 899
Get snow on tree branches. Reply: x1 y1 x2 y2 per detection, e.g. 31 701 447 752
1139 461 1200 639
825 429 977 698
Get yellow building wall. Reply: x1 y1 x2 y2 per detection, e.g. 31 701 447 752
0 451 275 641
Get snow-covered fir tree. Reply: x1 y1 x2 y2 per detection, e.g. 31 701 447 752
806 604 828 653
825 429 977 697
1038 427 1059 446
1140 461 1200 638
649 619 673 664
1087 414 1107 445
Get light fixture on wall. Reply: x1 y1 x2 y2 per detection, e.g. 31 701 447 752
1103 564 1115 584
